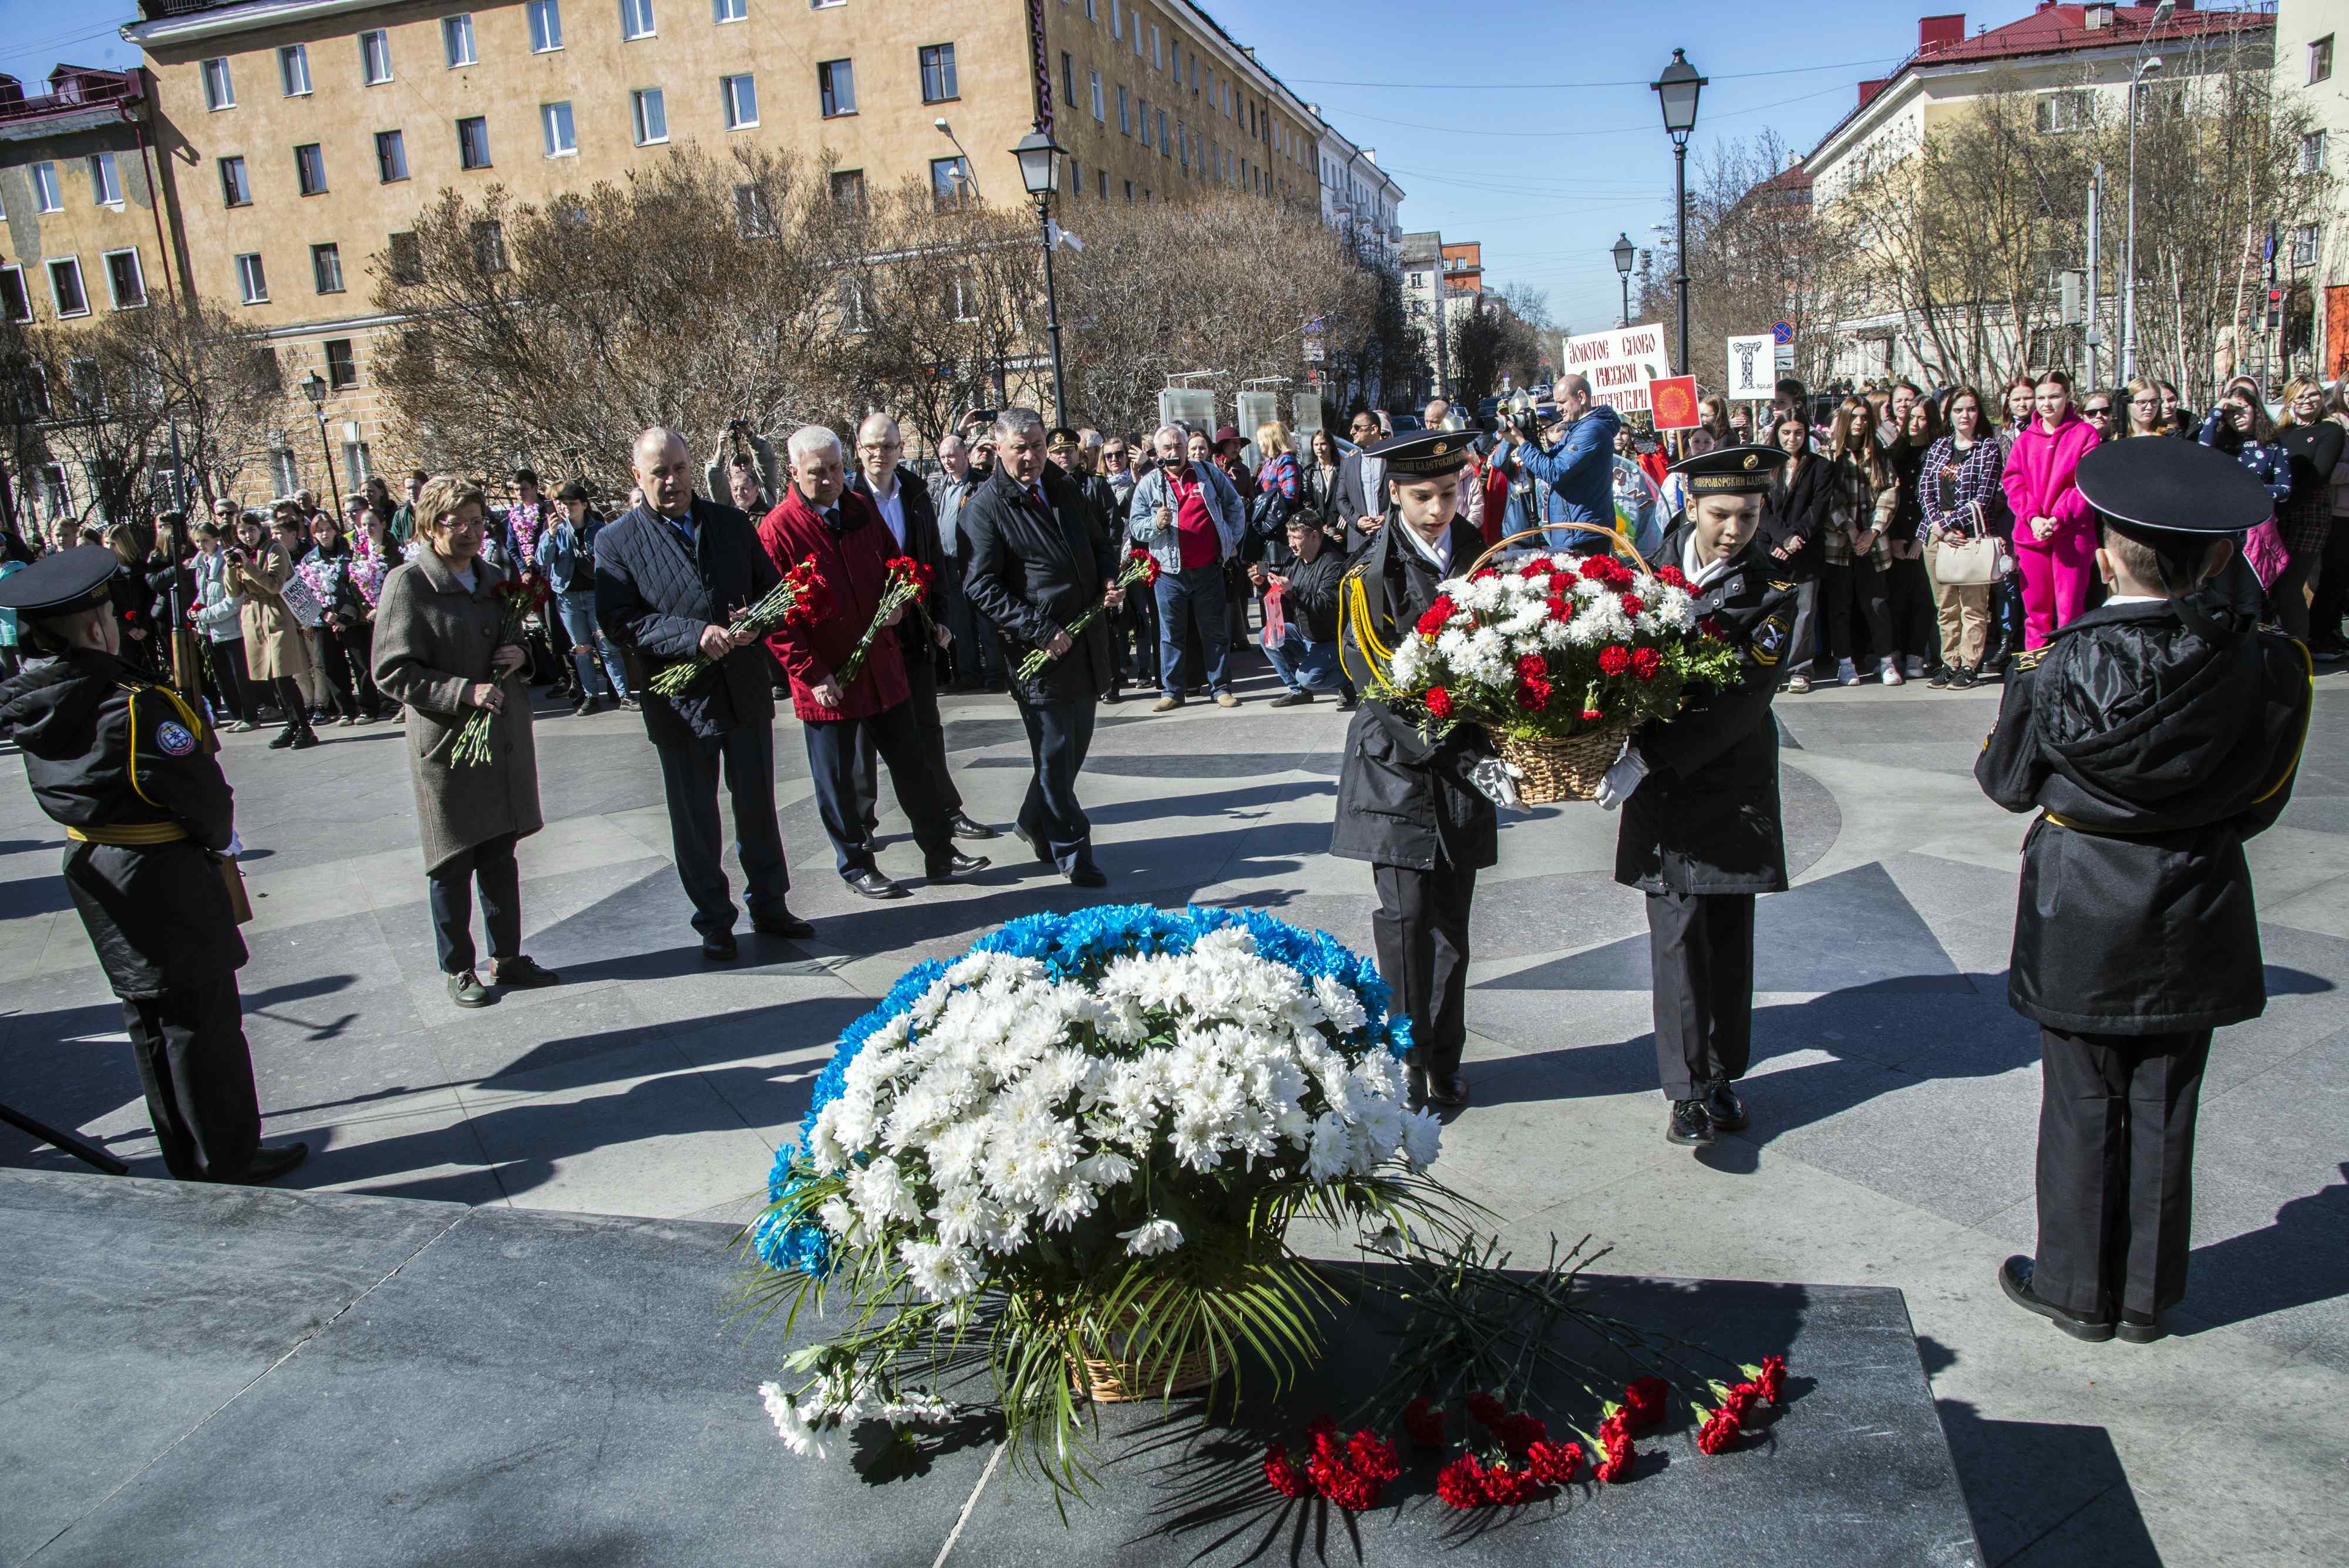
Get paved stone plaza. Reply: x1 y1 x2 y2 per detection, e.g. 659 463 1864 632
4 658 2344 1565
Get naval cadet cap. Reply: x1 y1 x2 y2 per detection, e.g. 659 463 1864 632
1366 429 1473 477
2074 437 2275 540
1670 443 1790 497
0 545 119 622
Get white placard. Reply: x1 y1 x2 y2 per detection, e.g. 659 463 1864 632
1560 323 1672 415
1725 334 1776 401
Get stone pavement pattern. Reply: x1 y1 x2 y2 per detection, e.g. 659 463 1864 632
3 661 2345 1564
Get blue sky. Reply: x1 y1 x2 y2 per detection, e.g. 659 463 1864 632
8 0 1943 331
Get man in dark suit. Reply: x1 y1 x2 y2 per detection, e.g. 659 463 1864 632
1334 409 1391 554
595 427 813 961
960 409 1126 888
844 414 995 846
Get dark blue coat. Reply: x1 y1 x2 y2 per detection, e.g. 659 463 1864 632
593 497 779 745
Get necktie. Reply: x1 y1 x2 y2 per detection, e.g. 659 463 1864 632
1031 484 1048 512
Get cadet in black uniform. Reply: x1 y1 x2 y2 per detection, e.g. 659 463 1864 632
1331 431 1511 1112
1598 445 1800 1148
0 547 306 1184
1980 439 2311 1344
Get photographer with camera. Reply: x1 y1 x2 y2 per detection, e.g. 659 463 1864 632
705 419 781 511
1496 374 1620 555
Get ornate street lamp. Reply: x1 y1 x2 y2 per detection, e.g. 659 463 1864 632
1012 129 1069 423
1650 49 1707 375
299 369 344 518
1611 231 1636 329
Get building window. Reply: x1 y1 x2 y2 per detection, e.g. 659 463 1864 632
621 0 656 39
295 143 328 196
543 101 576 156
714 0 746 18
472 220 508 273
920 43 957 103
102 249 146 309
268 447 298 496
2312 35 2334 86
1123 177 1132 204
1151 25 1160 69
736 182 776 235
829 169 865 208
220 156 250 206
360 30 393 84
632 88 668 144
203 56 234 109
2302 130 2329 174
812 0 843 9
312 242 344 294
1083 0 1096 19
1118 85 1129 134
88 153 122 207
342 441 373 490
819 59 856 117
1140 97 1152 146
325 338 357 388
0 266 29 324
529 0 564 51
443 15 477 67
280 43 311 96
388 231 423 285
722 73 758 129
930 155 971 211
1061 53 1074 111
1157 108 1167 154
2035 90 2089 134
838 280 871 333
234 253 267 304
31 161 60 213
1112 0 1122 38
459 116 492 169
376 129 408 182
1132 14 1142 56
2291 223 2321 270
1091 70 1104 122
1097 168 1106 200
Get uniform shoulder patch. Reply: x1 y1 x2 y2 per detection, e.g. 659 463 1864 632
1768 579 1797 593
156 719 198 757
1748 611 1791 667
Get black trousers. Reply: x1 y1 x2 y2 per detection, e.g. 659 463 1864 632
314 626 362 718
1819 560 1893 667
1372 862 1476 1082
200 638 253 722
428 830 521 974
271 677 314 737
123 971 262 1182
1647 889 1755 1100
853 641 965 835
1884 551 1937 668
2034 1025 2212 1320
809 701 954 878
332 622 384 715
655 724 790 936
1015 697 1096 871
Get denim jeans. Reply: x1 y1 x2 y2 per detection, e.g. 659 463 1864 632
558 591 628 698
1155 563 1230 696
1265 628 1342 693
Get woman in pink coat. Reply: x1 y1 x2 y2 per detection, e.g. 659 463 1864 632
2000 370 2101 646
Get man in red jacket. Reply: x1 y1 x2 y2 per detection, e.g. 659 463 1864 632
759 426 988 901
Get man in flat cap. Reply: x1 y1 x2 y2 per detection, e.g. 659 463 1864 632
1981 439 2313 1346
1598 444 1799 1150
0 547 307 1183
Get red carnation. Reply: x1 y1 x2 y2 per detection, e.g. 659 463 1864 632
1723 1382 1757 1422
1518 557 1550 580
1581 708 1604 722
1623 1377 1668 1429
1515 652 1547 682
1597 645 1632 677
1756 1355 1786 1404
1415 604 1451 637
1347 1429 1402 1483
1619 593 1646 617
1436 1455 1487 1510
1402 1398 1445 1448
1424 687 1454 720
1597 1411 1630 1450
1527 1440 1584 1485
1496 1411 1547 1452
1470 567 1498 582
1696 1409 1741 1456
1464 1391 1506 1429
1513 679 1551 711
1314 1463 1382 1511
1698 615 1725 638
1480 1461 1540 1507
1547 568 1579 593
1545 594 1571 621
1630 647 1663 681
1593 1436 1639 1485
1264 1444 1310 1498
1653 564 1690 590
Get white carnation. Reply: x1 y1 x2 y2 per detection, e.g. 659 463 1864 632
898 1238 980 1301
1400 1107 1442 1171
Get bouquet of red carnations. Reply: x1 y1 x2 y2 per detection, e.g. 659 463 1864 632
648 560 828 698
832 556 931 692
1014 550 1159 681
451 575 551 768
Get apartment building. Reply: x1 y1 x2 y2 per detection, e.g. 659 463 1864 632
2274 0 2344 378
120 0 1370 484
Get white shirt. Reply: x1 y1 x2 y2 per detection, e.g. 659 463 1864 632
1681 529 1739 591
869 476 906 550
1399 519 1453 576
2104 593 2163 605
452 564 479 594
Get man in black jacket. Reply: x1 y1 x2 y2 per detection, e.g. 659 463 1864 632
1978 440 2311 1345
595 427 813 961
1334 409 1391 555
1600 445 1798 1148
1253 514 1352 708
961 409 1125 888
844 414 995 846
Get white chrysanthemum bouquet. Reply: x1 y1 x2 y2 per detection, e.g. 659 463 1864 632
742 906 1462 1495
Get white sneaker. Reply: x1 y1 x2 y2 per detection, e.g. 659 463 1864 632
1903 657 1927 679
1836 658 1860 687
1880 658 1904 687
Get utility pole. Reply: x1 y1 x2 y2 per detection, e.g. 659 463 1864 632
2084 165 2103 389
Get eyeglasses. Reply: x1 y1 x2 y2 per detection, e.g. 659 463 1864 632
2084 405 2112 418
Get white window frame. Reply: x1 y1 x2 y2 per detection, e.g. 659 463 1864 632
722 73 758 129
443 14 477 68
279 43 311 97
2291 223 2321 271
714 0 747 19
1112 0 1121 38
312 242 345 295
1151 25 1160 69
31 161 60 214
2301 130 2328 174
234 252 268 305
542 101 577 157
47 257 89 319
812 0 844 9
1091 71 1103 122
0 264 30 324
202 56 235 110
88 153 122 207
101 248 146 309
325 338 358 389
631 87 668 145
620 0 657 40
819 59 856 117
1083 0 1096 18
360 30 393 85
342 440 374 490
529 0 565 51
2311 35 2334 86
1131 14 1141 56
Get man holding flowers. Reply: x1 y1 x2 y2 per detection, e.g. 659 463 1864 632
759 427 988 903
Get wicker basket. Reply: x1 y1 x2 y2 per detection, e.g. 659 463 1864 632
1071 1340 1219 1403
1489 724 1630 804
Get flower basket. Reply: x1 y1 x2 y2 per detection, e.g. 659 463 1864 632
1489 724 1630 804
1075 1335 1220 1402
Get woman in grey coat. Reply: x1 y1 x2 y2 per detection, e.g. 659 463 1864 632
372 476 559 1008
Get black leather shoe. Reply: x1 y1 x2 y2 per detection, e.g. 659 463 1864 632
290 730 321 749
1269 690 1314 708
1999 1256 2114 1341
927 850 991 880
1066 862 1108 889
846 869 908 900
950 813 999 841
1704 1082 1749 1132
2116 1311 2166 1345
1424 1072 1469 1109
268 728 299 749
701 931 739 963
752 909 816 940
492 955 561 990
232 1142 309 1185
1405 1061 1430 1112
1013 823 1054 865
1666 1099 1715 1146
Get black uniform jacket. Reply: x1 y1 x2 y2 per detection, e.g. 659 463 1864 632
1616 517 1802 897
1330 519 1497 872
961 463 1116 708
594 496 779 746
847 466 946 660
0 649 245 999
1976 596 2311 1034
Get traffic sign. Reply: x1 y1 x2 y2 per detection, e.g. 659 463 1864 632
1771 321 1793 345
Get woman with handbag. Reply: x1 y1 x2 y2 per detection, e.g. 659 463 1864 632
1919 388 2003 689
1885 398 1940 681
224 510 319 750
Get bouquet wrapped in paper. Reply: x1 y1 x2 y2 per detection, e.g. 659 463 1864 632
648 559 827 698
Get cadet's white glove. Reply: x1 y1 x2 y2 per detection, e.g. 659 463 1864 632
1466 756 1529 813
1594 745 1649 812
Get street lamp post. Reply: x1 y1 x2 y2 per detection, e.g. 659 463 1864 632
1012 129 1069 424
2120 55 2163 383
299 371 344 519
1651 49 1706 376
1611 232 1636 329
